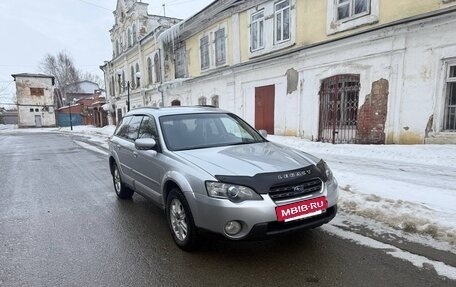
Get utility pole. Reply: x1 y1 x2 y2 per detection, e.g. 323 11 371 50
68 102 73 131
163 3 166 16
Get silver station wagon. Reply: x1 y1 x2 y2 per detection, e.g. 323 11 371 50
108 106 338 250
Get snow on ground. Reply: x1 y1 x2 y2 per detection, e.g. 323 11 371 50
268 135 456 250
1 124 455 251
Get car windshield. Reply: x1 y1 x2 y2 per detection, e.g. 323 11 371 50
160 113 267 151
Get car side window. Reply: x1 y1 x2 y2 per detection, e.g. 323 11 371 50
125 116 143 141
114 116 133 138
138 116 158 139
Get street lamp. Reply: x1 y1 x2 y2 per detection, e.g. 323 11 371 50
116 70 141 112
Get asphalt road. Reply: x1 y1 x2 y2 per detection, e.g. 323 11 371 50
0 132 454 287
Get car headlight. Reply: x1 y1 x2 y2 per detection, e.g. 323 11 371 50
205 182 263 203
317 159 335 183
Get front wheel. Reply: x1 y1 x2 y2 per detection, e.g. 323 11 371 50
166 188 199 251
112 163 134 199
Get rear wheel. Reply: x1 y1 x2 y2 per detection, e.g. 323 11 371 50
112 163 134 199
166 188 199 251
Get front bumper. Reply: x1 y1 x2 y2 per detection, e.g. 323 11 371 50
189 180 339 240
246 205 337 239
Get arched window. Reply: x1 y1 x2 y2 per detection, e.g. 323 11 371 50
198 97 207 105
127 28 132 47
135 63 140 88
147 57 153 85
171 100 181 106
111 76 115 96
211 95 219 107
130 66 135 89
121 71 125 92
132 24 137 43
319 74 360 144
154 53 161 83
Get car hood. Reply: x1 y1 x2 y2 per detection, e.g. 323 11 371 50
176 142 318 177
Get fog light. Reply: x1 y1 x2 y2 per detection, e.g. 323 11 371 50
224 221 242 235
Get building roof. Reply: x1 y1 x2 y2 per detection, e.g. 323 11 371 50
11 73 55 86
11 73 55 80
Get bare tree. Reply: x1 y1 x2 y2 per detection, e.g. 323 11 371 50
40 51 81 92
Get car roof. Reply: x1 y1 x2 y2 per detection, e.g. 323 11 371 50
124 106 228 117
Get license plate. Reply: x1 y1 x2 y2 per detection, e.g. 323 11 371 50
275 197 328 222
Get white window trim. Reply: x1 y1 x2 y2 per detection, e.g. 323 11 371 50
326 0 379 35
248 0 296 59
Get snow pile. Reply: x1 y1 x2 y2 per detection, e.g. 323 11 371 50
269 135 456 247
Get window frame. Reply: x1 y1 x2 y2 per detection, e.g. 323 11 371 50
250 10 265 52
215 28 226 66
154 53 161 83
443 63 456 131
198 97 207 105
274 0 291 44
336 0 370 22
326 0 379 35
147 57 153 85
200 34 210 70
135 63 140 88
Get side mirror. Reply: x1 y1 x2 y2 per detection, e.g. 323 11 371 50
259 129 268 138
135 138 156 150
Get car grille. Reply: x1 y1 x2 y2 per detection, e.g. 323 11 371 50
269 178 322 201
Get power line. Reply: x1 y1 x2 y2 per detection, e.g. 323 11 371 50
73 0 112 11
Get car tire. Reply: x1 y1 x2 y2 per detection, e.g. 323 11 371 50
112 163 134 199
166 188 199 251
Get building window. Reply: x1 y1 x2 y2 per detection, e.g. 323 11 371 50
35 108 39 112
327 0 377 35
215 28 226 66
198 97 207 105
116 40 120 56
171 100 181 106
111 76 115 96
319 74 360 144
154 53 161 83
130 66 135 89
30 108 34 112
132 24 137 43
211 95 219 108
250 10 264 51
175 44 187 78
127 28 132 47
135 63 140 88
147 57 153 85
274 0 290 43
30 88 44 96
337 0 369 21
200 35 210 70
444 64 456 131
120 70 125 92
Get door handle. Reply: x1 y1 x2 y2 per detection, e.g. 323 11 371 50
133 151 138 158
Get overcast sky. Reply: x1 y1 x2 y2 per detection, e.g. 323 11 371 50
0 0 214 104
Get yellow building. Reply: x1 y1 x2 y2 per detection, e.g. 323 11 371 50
103 0 456 144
